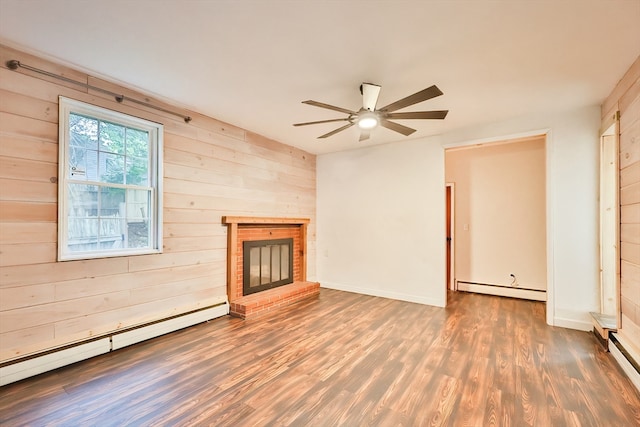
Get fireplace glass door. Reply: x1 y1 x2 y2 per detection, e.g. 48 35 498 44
243 238 293 295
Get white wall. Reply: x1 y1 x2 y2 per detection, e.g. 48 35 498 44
317 136 446 307
317 105 600 330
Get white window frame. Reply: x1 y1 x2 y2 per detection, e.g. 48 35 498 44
58 97 163 261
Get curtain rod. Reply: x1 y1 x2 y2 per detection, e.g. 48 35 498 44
6 59 192 123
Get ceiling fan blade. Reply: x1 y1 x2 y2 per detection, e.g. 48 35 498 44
293 118 352 127
359 130 370 142
385 110 449 120
380 119 416 136
361 83 381 112
302 100 357 115
318 122 355 139
378 85 444 113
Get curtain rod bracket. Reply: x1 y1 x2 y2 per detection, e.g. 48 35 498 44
6 58 193 124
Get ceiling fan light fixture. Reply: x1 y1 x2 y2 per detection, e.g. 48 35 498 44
357 111 378 130
294 83 448 140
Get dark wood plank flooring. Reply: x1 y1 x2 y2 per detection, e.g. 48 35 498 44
1 289 639 426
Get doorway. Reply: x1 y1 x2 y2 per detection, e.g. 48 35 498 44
444 135 547 302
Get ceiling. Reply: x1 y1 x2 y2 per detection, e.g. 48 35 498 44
1 0 639 155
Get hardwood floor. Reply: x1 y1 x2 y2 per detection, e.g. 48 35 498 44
1 289 639 426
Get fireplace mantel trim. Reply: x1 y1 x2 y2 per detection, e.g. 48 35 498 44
222 216 310 225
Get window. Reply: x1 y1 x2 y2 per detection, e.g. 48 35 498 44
58 97 163 261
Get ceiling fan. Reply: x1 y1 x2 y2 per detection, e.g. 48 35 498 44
293 83 448 141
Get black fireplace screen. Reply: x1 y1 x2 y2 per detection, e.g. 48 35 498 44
243 238 294 295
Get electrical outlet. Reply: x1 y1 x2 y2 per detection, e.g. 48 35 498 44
509 273 519 287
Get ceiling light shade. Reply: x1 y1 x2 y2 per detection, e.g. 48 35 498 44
357 111 378 130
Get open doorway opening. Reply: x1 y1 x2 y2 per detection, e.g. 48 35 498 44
444 135 547 302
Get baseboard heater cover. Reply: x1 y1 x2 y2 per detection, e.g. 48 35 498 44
0 302 229 387
457 281 546 302
609 333 640 392
111 304 226 350
0 339 111 387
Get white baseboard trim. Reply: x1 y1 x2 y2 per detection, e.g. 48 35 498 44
610 334 640 392
552 316 593 331
0 302 229 386
552 307 593 331
320 281 445 307
457 281 546 302
0 338 111 387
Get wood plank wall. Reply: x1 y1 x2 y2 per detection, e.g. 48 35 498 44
0 44 316 362
602 55 640 353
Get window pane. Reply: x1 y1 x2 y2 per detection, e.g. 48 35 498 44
68 184 98 217
99 121 125 154
69 147 98 181
126 189 151 249
84 149 98 181
69 147 89 180
126 156 149 186
100 187 125 216
67 219 99 252
127 221 149 249
100 218 124 249
67 183 99 252
126 128 149 158
127 189 150 221
69 114 98 150
99 152 125 184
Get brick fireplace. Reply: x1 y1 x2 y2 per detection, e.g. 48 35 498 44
222 216 320 319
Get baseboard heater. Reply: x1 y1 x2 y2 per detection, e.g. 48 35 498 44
609 333 640 392
0 301 229 387
457 281 546 302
